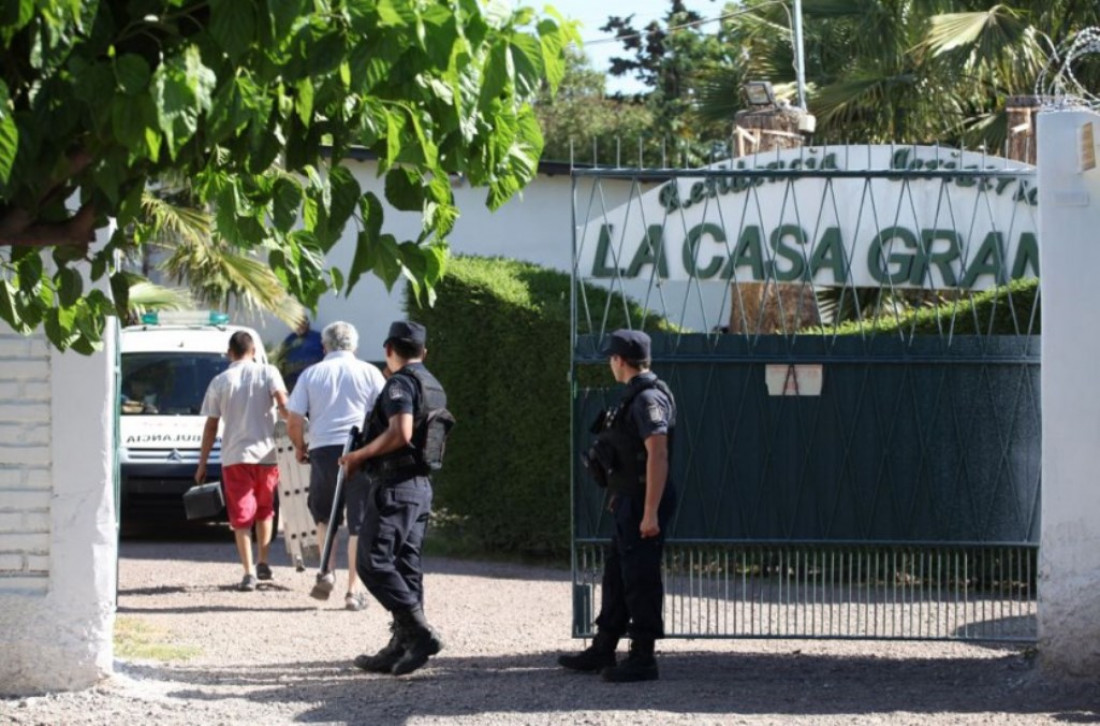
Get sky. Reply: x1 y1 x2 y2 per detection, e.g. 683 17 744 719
545 0 722 95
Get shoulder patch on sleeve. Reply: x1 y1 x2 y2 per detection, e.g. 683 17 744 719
647 402 664 424
389 385 406 401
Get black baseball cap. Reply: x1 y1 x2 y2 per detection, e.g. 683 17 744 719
601 329 651 360
383 320 427 347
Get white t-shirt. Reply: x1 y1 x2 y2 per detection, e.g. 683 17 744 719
200 360 286 466
286 350 386 449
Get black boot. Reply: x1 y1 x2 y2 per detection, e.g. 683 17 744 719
557 631 619 672
390 606 443 676
353 619 405 673
601 638 658 682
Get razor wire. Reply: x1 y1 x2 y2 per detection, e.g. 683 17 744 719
1036 27 1100 109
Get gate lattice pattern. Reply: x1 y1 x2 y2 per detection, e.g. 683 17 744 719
570 145 1039 642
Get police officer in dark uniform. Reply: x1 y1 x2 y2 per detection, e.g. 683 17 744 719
559 329 677 682
340 321 447 676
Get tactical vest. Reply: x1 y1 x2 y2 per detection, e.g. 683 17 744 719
365 366 454 482
593 376 675 498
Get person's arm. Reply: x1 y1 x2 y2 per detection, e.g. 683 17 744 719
195 417 220 484
639 434 669 538
274 388 289 420
340 413 414 473
287 411 308 463
268 365 290 420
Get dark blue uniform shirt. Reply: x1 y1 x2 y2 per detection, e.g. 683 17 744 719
624 372 675 441
376 363 425 459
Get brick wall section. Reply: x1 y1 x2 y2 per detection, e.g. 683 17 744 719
0 332 50 593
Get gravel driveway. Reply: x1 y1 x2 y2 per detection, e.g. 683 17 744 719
1 528 1097 725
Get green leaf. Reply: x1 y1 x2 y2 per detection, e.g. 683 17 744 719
109 271 131 318
384 167 424 211
509 34 544 97
56 267 83 307
295 78 314 126
327 165 360 232
210 0 257 61
385 111 402 169
480 41 510 108
329 266 345 293
374 233 403 290
272 177 302 231
348 228 376 293
482 0 512 30
115 54 151 95
0 280 26 333
0 80 17 184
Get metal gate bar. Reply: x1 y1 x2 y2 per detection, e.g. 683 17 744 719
574 542 1036 642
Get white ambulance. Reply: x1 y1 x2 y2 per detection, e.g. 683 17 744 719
119 311 269 524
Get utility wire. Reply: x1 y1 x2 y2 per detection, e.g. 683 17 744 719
581 0 790 46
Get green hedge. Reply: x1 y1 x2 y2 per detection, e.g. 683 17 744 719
406 255 669 558
802 278 1040 336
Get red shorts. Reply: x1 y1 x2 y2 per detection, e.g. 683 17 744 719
222 463 279 530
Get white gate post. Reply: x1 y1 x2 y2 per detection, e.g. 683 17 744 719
1037 105 1100 676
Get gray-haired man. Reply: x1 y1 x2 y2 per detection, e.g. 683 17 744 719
287 321 386 610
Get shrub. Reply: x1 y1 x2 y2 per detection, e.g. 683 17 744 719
802 278 1040 336
406 255 670 558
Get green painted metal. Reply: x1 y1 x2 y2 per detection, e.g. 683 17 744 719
570 146 1040 642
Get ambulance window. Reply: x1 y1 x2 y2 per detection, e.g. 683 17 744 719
120 353 227 415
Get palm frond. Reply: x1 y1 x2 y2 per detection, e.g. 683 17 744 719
126 281 194 320
159 237 306 328
141 192 211 249
921 8 1026 57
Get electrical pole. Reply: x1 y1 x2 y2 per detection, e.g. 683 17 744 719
793 0 807 110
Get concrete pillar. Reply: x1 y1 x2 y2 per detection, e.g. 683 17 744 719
0 320 118 695
1037 105 1100 677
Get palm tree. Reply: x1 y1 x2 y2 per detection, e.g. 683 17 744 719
692 0 1100 148
137 189 307 328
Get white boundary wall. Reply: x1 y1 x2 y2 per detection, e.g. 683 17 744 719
1038 106 1100 676
0 322 118 695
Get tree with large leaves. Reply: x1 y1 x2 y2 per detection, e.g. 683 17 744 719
0 0 577 352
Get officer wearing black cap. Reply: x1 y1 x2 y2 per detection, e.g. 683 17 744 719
340 320 447 676
559 328 677 682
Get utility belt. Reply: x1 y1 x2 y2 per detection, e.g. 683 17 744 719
368 454 431 484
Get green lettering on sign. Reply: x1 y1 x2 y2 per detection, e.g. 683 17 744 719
809 228 849 284
961 232 1007 288
1011 231 1040 279
868 226 918 285
722 226 766 280
626 225 669 278
911 229 961 286
770 224 808 281
683 224 726 279
590 224 623 279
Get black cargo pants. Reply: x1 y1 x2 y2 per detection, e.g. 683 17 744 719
357 476 432 612
595 486 677 640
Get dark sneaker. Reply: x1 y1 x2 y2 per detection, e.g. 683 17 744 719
558 645 617 672
256 563 273 581
310 571 335 600
238 574 258 592
354 626 405 673
601 655 659 682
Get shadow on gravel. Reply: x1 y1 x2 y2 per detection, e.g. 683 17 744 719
120 650 1100 723
119 605 317 615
